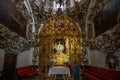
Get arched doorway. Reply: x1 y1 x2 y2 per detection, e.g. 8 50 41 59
39 15 82 71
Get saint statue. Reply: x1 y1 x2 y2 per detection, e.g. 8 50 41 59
54 39 66 54
54 41 64 53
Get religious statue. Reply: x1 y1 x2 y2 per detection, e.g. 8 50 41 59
54 41 64 53
54 39 66 54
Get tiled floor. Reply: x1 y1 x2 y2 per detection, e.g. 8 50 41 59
22 74 84 80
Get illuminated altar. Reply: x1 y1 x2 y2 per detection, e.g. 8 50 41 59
39 14 82 70
51 53 69 65
48 66 70 77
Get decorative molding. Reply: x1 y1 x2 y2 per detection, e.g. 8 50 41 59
0 23 33 54
87 23 120 54
0 24 16 49
2 0 118 55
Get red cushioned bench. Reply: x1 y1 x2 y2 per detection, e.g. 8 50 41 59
82 72 101 80
17 66 39 78
82 66 120 80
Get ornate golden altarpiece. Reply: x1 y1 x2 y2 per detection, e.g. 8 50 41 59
39 15 82 70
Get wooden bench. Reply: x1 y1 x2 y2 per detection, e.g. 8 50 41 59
82 66 120 80
17 66 39 78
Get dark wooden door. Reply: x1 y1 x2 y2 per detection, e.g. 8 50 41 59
3 53 17 80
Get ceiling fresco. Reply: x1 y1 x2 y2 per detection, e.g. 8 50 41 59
0 0 120 54
0 0 27 37
0 0 119 70
94 0 120 36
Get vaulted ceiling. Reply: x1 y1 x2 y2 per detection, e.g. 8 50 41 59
0 0 120 53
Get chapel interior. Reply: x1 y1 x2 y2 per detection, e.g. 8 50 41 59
0 0 120 80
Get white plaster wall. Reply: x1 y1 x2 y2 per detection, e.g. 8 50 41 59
90 48 120 69
114 48 120 69
16 48 34 68
90 50 107 68
114 48 120 60
0 49 5 71
0 48 34 69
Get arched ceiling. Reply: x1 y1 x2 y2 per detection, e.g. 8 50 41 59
1 0 120 52
94 0 120 36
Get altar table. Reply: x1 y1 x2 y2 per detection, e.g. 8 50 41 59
48 66 70 77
